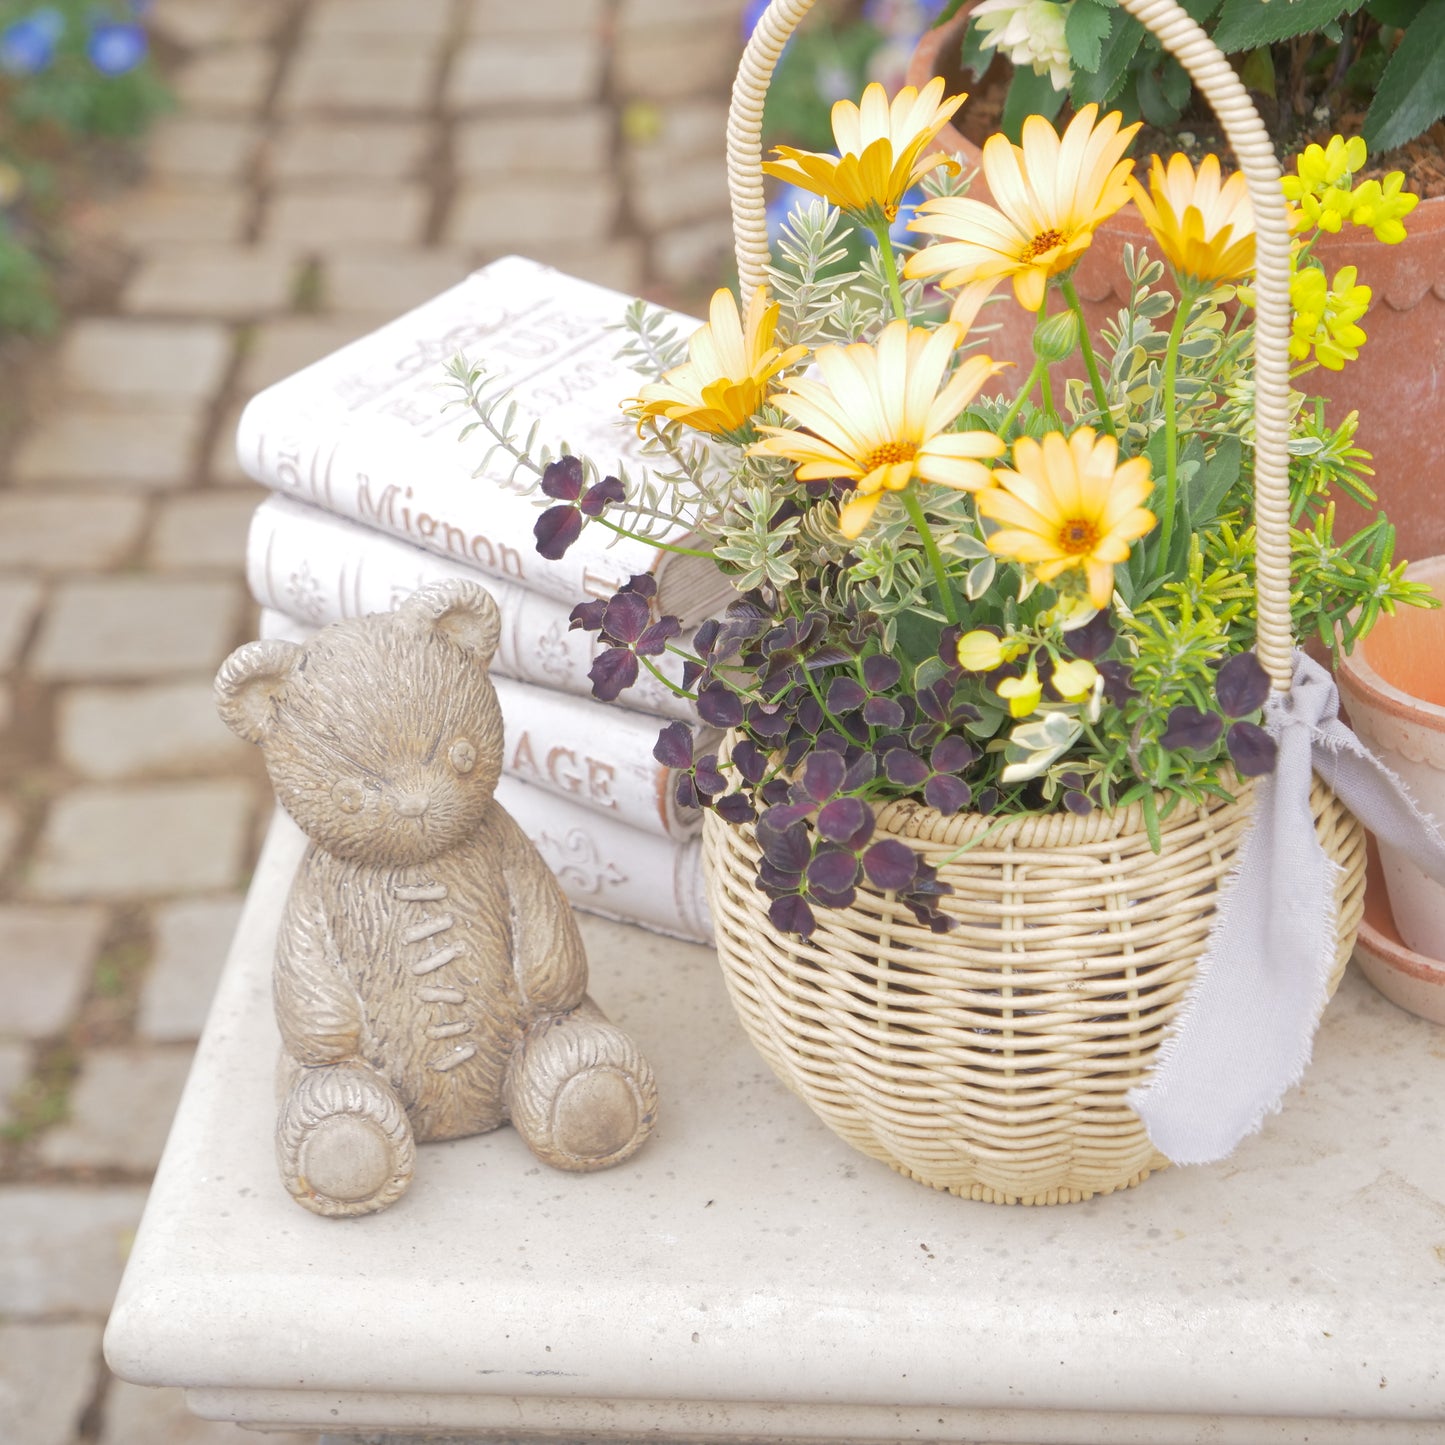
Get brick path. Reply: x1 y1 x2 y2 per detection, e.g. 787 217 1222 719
0 1 745 1440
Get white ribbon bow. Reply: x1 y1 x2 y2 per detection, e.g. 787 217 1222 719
1129 651 1445 1165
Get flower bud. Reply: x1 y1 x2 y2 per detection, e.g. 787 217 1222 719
1032 309 1081 363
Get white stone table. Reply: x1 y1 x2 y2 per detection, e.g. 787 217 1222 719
105 811 1445 1444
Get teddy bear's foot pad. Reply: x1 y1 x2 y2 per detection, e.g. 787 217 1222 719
508 1005 658 1172
278 1065 416 1217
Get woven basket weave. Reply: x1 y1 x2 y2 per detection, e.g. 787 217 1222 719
704 0 1370 1203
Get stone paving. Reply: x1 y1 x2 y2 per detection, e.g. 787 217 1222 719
0 0 744 1439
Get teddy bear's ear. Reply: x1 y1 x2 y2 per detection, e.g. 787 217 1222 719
400 580 502 666
214 639 303 743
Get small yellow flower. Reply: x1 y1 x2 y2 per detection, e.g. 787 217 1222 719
1282 135 1367 203
956 630 1027 671
978 428 1155 609
1050 657 1099 701
905 103 1139 323
997 666 1043 718
1347 172 1418 245
1289 264 1370 371
628 286 807 440
750 320 1006 540
762 77 966 227
1128 153 1254 286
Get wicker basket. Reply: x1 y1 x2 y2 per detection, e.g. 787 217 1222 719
704 0 1370 1203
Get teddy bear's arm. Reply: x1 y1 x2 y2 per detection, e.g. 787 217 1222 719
492 805 589 1015
275 874 365 1066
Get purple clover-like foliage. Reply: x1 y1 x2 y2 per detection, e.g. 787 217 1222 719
1226 720 1278 776
534 459 625 560
652 720 693 770
1216 651 1271 717
862 838 917 892
769 895 816 936
696 683 744 728
1065 610 1116 661
568 598 606 632
1160 705 1225 752
1097 660 1138 707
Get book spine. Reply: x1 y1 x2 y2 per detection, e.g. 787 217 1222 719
247 495 698 722
493 775 712 945
233 256 699 612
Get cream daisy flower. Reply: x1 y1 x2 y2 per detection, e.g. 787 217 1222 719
762 77 966 226
750 319 1005 539
978 427 1154 608
628 286 807 440
904 104 1140 322
1128 152 1255 286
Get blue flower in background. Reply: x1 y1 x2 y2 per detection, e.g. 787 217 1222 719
87 19 147 75
741 0 770 40
1 8 64 75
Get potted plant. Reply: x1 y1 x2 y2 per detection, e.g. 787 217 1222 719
906 0 1445 556
451 0 1437 1203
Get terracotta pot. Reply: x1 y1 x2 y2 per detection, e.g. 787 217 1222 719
906 10 1445 560
1353 839 1445 1025
1336 555 1445 962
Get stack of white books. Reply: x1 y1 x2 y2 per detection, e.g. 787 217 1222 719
237 256 732 942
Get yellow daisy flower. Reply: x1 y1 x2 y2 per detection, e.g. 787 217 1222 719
905 104 1139 322
628 286 807 440
978 427 1154 608
750 319 1006 540
761 77 966 226
1128 152 1255 286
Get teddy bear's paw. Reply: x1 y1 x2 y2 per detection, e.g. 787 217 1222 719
277 1064 415 1217
507 1006 658 1172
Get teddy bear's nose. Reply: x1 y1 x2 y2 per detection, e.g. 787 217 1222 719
391 791 430 818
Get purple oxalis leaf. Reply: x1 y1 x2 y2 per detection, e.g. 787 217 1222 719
652 720 694 770
588 647 639 702
534 505 582 561
539 455 585 501
862 838 917 892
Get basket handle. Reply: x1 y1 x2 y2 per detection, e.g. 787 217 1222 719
726 0 1295 690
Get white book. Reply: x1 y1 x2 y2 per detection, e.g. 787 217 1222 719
259 606 706 843
235 254 732 627
495 775 711 945
248 494 700 722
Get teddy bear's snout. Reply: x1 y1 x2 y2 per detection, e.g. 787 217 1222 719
390 790 431 819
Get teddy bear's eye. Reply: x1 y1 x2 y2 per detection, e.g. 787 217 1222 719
331 778 366 814
448 739 477 774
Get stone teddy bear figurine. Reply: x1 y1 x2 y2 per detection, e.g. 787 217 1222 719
215 579 658 1218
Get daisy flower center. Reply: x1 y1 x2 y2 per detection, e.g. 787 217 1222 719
1058 517 1100 554
1022 226 1069 262
862 439 919 471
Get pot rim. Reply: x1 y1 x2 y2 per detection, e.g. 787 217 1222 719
1336 557 1445 729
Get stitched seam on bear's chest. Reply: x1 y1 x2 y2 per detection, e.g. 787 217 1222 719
392 879 478 1073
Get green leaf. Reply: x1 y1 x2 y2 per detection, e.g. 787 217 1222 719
1212 0 1368 52
1180 0 1224 19
1238 46 1277 97
1000 63 1067 141
1065 0 1115 72
1071 9 1147 107
1183 434 1243 530
1136 61 1186 127
1367 0 1427 25
1364 0 1445 151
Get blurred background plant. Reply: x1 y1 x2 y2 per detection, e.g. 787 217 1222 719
746 0 957 254
942 0 1445 171
0 0 170 333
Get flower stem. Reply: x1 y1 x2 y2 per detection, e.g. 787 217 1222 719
997 359 1043 437
901 484 959 625
592 515 712 557
639 653 694 698
1154 285 1197 571
1061 276 1115 436
873 224 909 322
